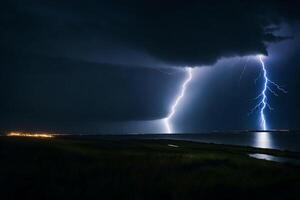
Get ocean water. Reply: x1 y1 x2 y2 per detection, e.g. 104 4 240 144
119 131 300 152
3 131 300 152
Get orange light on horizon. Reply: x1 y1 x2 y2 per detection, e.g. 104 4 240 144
6 132 54 138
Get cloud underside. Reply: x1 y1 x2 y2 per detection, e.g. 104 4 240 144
2 0 299 66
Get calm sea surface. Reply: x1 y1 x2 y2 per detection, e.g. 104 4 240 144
106 132 300 152
3 131 300 152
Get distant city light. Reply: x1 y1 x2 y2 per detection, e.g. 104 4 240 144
6 132 54 138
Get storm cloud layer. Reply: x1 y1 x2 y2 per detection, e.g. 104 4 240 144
2 0 299 65
1 0 300 131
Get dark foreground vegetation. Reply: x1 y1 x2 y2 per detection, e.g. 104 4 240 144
1 136 300 200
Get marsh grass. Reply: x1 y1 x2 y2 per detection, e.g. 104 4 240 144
0 137 300 199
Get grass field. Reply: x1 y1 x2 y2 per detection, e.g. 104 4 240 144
1 136 300 200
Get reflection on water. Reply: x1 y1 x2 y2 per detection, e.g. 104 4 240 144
249 153 300 165
254 132 273 149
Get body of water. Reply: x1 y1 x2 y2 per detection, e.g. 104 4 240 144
3 131 300 152
249 153 300 165
119 131 300 152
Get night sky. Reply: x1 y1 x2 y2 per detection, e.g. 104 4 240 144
1 0 300 133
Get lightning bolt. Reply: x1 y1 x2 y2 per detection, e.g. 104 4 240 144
165 67 193 133
250 55 287 130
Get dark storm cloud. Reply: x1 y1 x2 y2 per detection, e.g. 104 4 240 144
1 0 300 130
0 54 180 122
2 0 300 66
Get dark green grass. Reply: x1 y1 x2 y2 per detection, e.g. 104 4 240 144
1 136 300 200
